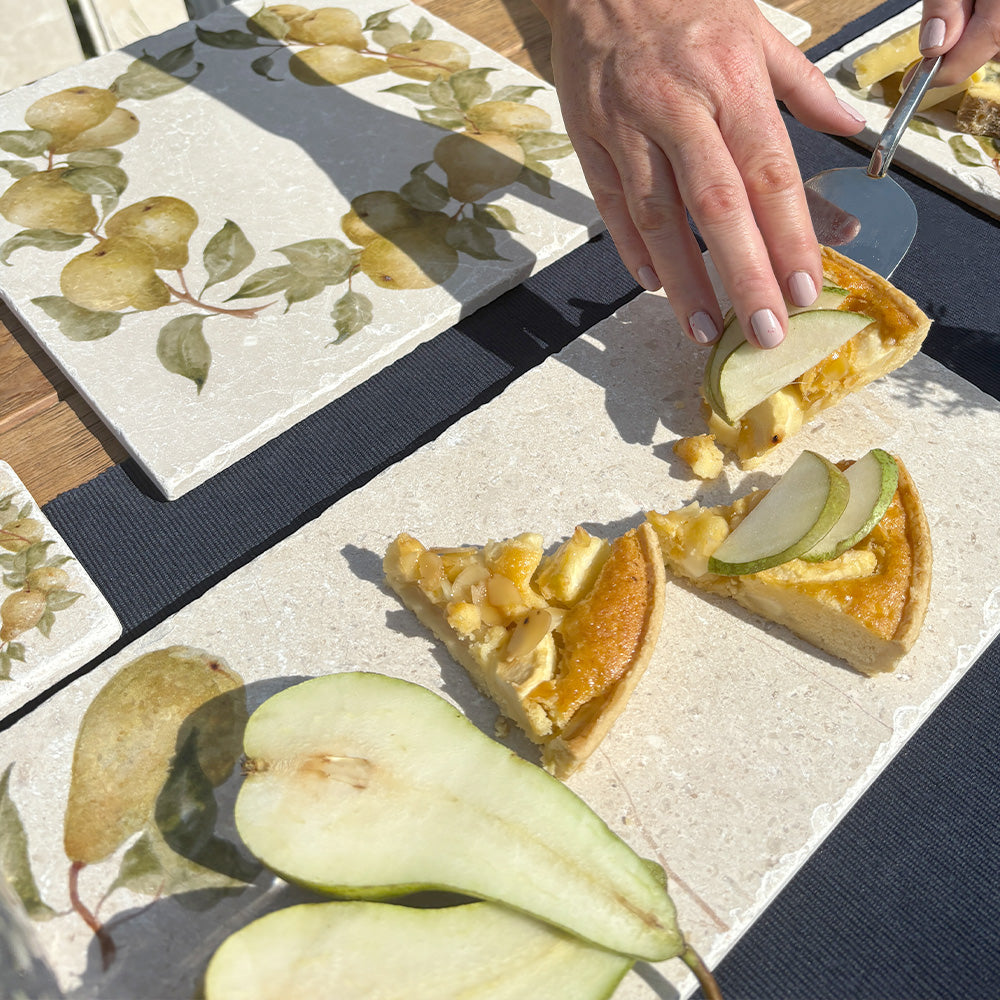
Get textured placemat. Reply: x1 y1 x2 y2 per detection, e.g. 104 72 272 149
14 0 1000 996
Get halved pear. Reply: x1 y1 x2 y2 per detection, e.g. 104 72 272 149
707 450 849 575
712 306 872 424
702 285 848 418
800 448 898 562
204 899 634 1000
233 672 687 963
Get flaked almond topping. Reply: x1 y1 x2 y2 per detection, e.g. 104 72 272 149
505 608 553 660
486 572 522 607
452 562 490 600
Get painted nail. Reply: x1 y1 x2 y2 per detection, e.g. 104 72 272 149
837 98 866 124
919 16 946 51
750 308 783 349
637 265 661 291
788 271 817 308
689 311 719 345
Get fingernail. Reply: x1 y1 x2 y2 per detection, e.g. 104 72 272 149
750 308 783 348
788 271 817 308
689 311 719 344
637 265 661 291
837 98 866 124
920 16 946 50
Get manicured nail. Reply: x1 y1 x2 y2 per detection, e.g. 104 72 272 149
788 271 817 308
837 98 866 124
920 16 946 51
689 311 719 344
750 308 783 348
637 265 661 291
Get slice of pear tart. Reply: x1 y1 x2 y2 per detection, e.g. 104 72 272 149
701 246 931 469
647 448 931 675
383 522 665 778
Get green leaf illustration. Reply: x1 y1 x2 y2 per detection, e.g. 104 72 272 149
30 296 121 341
0 130 51 158
157 314 212 391
381 81 435 104
64 148 124 168
517 157 553 197
61 163 129 219
908 117 943 140
364 7 406 32
111 48 204 100
491 84 545 103
195 26 265 49
247 7 290 40
401 161 450 211
331 289 373 343
44 589 82 613
411 15 433 41
1 231 85 266
372 20 410 50
282 274 327 311
0 160 37 179
445 218 505 260
518 130 574 160
202 219 256 295
275 237 354 283
417 106 467 129
228 263 298 300
0 766 57 919
34 609 55 640
949 134 987 166
251 54 282 81
428 76 460 109
473 203 519 232
449 67 497 110
976 135 1000 160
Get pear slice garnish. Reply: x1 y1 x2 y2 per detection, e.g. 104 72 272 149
702 286 848 421
204 899 635 1000
707 450 849 575
712 306 872 424
800 448 898 561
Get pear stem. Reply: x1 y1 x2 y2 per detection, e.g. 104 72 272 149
680 943 723 1000
68 861 116 971
162 281 274 319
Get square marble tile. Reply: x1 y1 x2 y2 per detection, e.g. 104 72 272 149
0 461 121 720
1 280 997 999
816 2 1000 219
0 0 603 499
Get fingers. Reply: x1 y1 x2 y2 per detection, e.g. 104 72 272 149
919 0 1000 85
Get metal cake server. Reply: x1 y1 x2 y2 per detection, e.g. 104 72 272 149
805 54 943 277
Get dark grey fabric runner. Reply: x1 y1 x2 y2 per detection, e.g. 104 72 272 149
24 0 1000 994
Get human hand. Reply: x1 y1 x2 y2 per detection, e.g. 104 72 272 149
533 0 867 347
918 0 1000 85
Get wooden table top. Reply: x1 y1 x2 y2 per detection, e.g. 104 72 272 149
0 0 880 506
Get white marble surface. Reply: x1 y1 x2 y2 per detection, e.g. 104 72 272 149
757 0 811 45
0 0 602 500
0 0 84 93
817 3 1000 219
0 461 121 721
1 281 997 998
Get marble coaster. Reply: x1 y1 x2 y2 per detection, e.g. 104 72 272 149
0 461 121 721
816 3 1000 220
0 0 602 499
1 282 997 998
756 0 811 45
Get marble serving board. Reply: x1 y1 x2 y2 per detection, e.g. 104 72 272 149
0 0 603 500
0 461 120 722
1 279 998 999
817 3 1000 219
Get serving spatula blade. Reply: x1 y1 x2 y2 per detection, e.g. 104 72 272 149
805 55 942 277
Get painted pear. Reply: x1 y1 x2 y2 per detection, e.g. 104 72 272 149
0 517 44 553
233 673 692 964
24 86 119 151
60 235 171 312
63 646 247 867
105 195 198 269
247 4 308 37
0 590 46 643
341 190 423 246
359 227 458 289
466 100 551 136
386 39 470 80
289 45 389 85
433 130 525 203
284 7 365 48
58 107 140 153
0 169 97 234
204 900 634 1000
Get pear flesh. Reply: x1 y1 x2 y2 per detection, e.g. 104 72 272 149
233 671 686 962
712 306 872 424
801 448 898 561
707 450 850 576
204 899 633 1000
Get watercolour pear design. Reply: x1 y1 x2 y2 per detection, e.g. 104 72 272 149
359 227 458 288
60 235 172 311
289 45 389 85
386 39 470 80
0 169 97 235
433 130 526 203
105 195 199 269
284 6 365 48
58 106 140 153
23 86 119 151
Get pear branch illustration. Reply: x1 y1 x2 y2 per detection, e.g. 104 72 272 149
0 492 81 681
